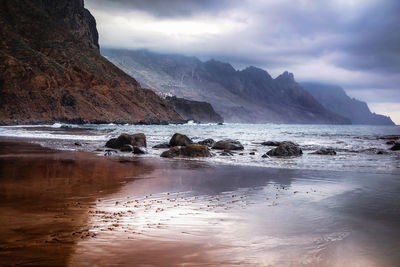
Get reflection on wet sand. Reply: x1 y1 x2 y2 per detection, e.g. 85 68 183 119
0 141 154 266
1 140 400 266
72 162 400 266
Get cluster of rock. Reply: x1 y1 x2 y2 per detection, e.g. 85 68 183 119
156 134 244 158
104 133 400 159
262 142 303 157
105 133 147 154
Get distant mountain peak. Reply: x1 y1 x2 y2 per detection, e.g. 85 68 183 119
241 66 272 79
276 71 295 82
301 82 395 125
204 59 236 73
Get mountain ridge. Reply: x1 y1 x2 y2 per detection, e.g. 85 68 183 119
103 48 350 124
301 82 395 125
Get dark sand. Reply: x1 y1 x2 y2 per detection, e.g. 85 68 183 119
1 139 400 266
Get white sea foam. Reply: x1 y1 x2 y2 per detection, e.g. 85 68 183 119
0 123 399 174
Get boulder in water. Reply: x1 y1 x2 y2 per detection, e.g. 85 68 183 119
198 138 215 147
261 141 298 146
120 144 133 152
169 133 193 147
153 143 170 148
311 148 336 155
220 149 234 156
160 144 210 158
261 141 281 146
265 143 302 157
390 143 400 151
212 139 244 150
106 133 147 149
133 146 146 154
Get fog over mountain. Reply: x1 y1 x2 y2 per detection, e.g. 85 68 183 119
86 0 400 124
301 83 395 125
103 48 350 124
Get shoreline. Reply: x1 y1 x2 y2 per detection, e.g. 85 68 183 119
1 139 400 265
1 135 398 176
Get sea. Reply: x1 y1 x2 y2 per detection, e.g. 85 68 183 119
1 122 399 174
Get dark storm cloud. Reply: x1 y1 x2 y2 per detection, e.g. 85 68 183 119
89 0 235 18
85 0 400 122
327 0 400 73
86 0 400 76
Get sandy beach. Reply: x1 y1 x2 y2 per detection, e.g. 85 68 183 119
0 139 399 266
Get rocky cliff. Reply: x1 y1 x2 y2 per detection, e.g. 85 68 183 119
301 82 395 125
103 48 350 124
166 96 223 123
0 0 183 124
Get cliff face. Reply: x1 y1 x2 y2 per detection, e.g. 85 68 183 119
301 82 395 125
103 48 350 124
0 0 182 124
166 96 223 123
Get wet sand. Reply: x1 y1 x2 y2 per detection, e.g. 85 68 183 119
1 139 400 266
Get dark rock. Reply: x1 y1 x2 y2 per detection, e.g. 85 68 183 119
120 144 133 152
377 150 388 155
106 133 147 149
378 135 400 140
390 143 400 151
169 133 193 147
160 146 180 158
212 139 244 150
220 149 234 156
311 148 336 155
152 143 170 148
198 138 215 147
133 146 146 154
261 141 298 146
261 141 281 146
265 143 302 157
160 144 210 158
386 140 396 145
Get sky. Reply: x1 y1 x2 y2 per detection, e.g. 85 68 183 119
86 0 400 124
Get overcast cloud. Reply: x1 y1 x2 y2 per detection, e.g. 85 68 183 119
86 0 400 123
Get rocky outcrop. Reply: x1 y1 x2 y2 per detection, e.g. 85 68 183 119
301 82 395 125
132 146 146 154
311 148 337 155
160 144 210 158
0 0 183 124
106 133 146 149
261 141 298 146
198 138 215 147
120 144 134 152
152 143 170 148
264 143 302 157
166 96 223 123
102 48 350 124
212 139 244 150
390 143 400 151
169 133 193 147
261 141 282 146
